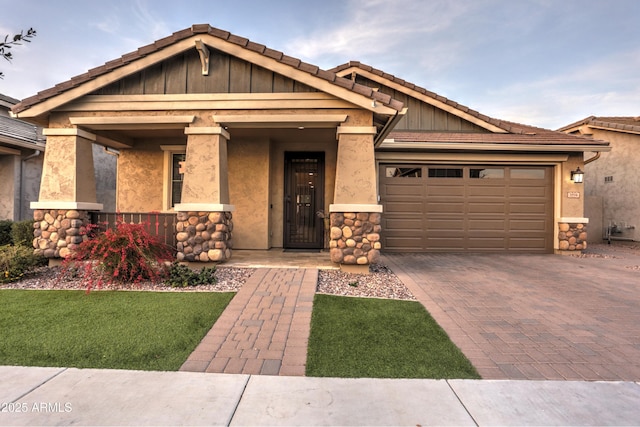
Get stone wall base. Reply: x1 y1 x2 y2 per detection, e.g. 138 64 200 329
33 209 91 258
329 212 381 266
176 211 233 262
558 222 587 251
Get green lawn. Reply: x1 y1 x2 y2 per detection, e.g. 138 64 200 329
306 294 480 379
0 290 234 371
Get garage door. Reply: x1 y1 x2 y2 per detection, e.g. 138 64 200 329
380 165 553 252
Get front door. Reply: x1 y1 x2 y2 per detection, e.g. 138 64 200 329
284 152 325 249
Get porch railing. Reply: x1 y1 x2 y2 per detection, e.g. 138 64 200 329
89 212 178 250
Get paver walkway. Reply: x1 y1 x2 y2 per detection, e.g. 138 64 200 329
384 248 640 381
180 268 317 376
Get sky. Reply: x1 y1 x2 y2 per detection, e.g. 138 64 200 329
1 0 638 130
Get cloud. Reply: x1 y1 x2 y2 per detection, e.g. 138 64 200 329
284 0 476 71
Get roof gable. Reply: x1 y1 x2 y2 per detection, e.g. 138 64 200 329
12 25 403 119
559 116 640 135
331 61 518 134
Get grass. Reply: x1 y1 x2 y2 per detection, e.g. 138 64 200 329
306 294 480 379
0 290 234 371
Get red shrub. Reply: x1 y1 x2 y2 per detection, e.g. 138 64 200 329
62 220 173 291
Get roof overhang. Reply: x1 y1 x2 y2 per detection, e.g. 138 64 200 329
378 139 612 152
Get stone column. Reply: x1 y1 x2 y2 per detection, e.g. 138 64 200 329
174 127 235 262
31 128 103 258
329 125 383 272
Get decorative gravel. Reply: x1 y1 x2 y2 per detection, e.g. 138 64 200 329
317 264 415 300
2 263 416 300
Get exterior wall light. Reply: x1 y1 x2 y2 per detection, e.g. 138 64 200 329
571 167 584 183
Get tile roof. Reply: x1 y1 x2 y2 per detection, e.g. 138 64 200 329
0 115 44 145
11 25 403 115
558 116 640 134
386 129 609 147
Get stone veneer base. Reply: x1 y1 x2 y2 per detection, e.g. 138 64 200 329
329 212 382 265
33 209 91 258
558 222 587 251
175 211 233 262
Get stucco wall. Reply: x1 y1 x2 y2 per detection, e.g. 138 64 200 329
0 155 17 220
585 130 639 241
228 137 271 249
19 154 44 220
116 140 164 212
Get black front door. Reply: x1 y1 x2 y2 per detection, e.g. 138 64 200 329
284 152 325 249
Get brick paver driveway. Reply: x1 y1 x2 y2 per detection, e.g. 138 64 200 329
384 244 640 381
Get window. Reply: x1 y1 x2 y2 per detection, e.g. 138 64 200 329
470 168 505 179
171 153 185 205
510 168 545 179
428 168 463 178
161 145 186 210
385 167 422 178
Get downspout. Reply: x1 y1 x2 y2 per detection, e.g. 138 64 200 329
19 149 42 220
584 151 600 165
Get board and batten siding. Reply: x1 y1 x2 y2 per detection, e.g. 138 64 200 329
353 75 488 133
93 48 317 96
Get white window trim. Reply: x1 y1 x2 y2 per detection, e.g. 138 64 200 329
161 145 186 212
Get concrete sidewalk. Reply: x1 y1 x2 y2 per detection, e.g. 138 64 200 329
1 366 639 426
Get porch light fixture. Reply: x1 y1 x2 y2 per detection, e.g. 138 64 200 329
571 167 584 183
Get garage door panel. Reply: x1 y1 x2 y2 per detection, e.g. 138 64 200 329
509 186 547 197
427 186 465 196
509 203 548 214
426 237 466 249
468 186 506 197
508 237 547 249
384 201 424 213
384 218 424 230
384 184 424 197
427 202 465 213
426 218 465 230
468 219 506 231
467 237 507 249
468 203 507 214
509 219 547 231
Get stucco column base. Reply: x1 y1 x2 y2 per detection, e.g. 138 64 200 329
32 209 92 259
556 217 588 254
328 211 382 268
175 211 233 263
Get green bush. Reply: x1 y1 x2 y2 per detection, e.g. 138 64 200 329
0 220 12 246
11 220 35 247
0 245 46 283
166 262 217 287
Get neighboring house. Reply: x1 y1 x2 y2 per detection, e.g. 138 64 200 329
0 93 45 221
559 116 640 242
10 24 609 269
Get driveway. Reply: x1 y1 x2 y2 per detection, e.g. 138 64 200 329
384 243 640 381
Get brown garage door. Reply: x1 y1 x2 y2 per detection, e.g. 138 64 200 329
380 165 553 252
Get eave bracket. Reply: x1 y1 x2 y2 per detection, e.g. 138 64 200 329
195 39 210 76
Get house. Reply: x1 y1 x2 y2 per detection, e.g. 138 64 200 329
10 24 609 269
0 93 45 221
559 116 640 242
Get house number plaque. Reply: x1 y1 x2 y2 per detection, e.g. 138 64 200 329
567 192 580 198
